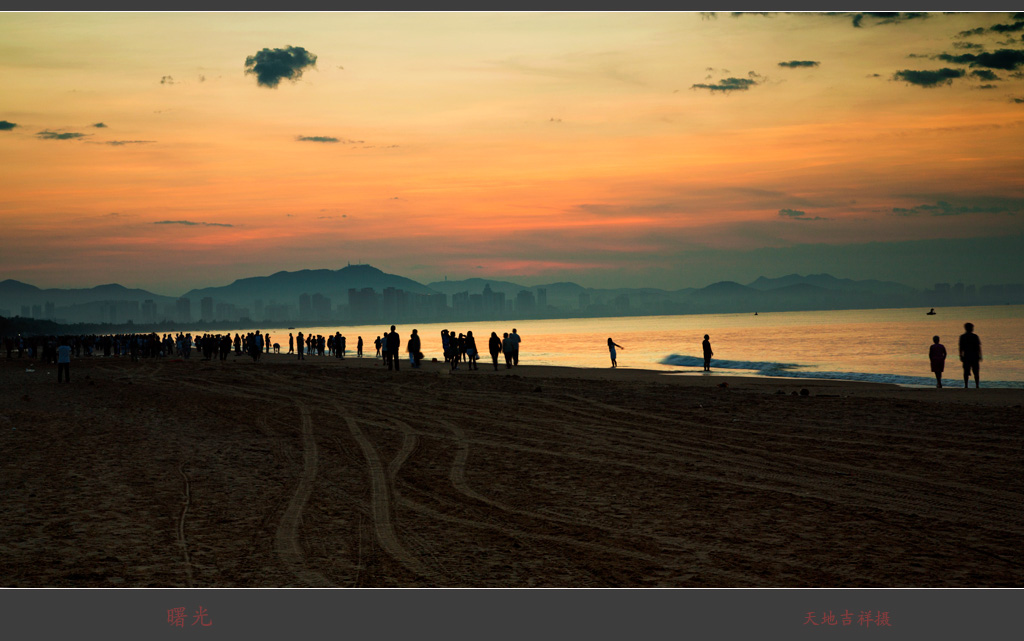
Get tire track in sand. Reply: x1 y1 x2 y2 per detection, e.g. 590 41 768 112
333 402 443 584
273 403 334 587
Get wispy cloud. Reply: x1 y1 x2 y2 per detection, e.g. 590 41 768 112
296 135 339 143
101 140 156 146
245 45 317 88
160 75 174 85
778 60 820 68
891 199 1023 217
938 49 1024 71
692 72 763 93
91 122 107 128
778 208 827 221
153 220 234 227
36 130 87 140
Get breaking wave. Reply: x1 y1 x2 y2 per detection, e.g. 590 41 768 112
660 354 1024 388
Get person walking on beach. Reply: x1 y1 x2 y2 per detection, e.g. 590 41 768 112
56 340 71 383
357 336 363 358
374 336 381 358
608 337 623 368
501 332 513 369
929 336 947 388
958 323 982 388
466 331 479 370
702 334 713 371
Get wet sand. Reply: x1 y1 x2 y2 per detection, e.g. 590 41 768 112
1 353 1021 587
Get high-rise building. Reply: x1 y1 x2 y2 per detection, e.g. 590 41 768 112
44 301 55 320
536 288 547 310
201 297 214 322
515 290 535 315
176 298 192 324
142 299 157 324
31 304 42 318
299 293 312 320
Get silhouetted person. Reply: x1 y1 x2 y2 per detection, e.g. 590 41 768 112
929 335 946 388
335 332 343 358
408 329 422 368
508 328 521 366
608 337 623 368
489 332 502 371
357 336 363 358
702 334 713 371
57 340 71 383
466 331 479 370
288 333 294 354
502 332 513 369
296 331 305 360
386 326 400 371
958 322 981 388
374 335 381 358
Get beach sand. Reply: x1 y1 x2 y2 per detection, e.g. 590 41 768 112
1 352 1021 587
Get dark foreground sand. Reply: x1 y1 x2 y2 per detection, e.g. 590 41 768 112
1 353 1021 587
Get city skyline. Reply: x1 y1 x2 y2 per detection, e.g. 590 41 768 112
2 12 1023 293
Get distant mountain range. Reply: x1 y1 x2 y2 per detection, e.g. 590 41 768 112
2 266 1022 327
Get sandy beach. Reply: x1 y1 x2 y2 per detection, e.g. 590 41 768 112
1 352 1021 587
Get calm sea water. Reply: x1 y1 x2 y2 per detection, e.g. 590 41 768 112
205 305 1024 388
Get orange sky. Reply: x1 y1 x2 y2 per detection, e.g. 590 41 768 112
1 12 1023 293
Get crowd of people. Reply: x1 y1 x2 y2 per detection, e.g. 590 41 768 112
4 322 988 388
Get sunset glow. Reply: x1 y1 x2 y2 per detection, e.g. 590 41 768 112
2 11 1022 293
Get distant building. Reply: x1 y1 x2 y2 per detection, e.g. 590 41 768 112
200 297 214 322
176 298 192 324
21 305 30 317
578 292 590 311
536 288 547 310
298 293 312 320
515 290 536 315
32 304 42 319
44 301 55 320
311 293 332 321
142 299 157 323
254 299 264 321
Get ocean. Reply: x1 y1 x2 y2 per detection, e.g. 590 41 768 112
205 305 1024 388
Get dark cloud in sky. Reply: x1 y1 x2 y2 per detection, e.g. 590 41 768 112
36 130 87 140
244 46 317 88
102 140 155 146
990 21 1024 33
938 49 1024 70
153 220 234 227
971 69 1000 81
853 12 928 28
91 122 107 128
778 60 820 68
957 27 986 37
891 200 1021 217
297 135 339 143
977 84 998 89
731 12 773 18
953 42 985 50
892 68 964 87
160 75 174 85
778 208 827 221
1014 97 1024 103
0 120 17 130
692 73 762 93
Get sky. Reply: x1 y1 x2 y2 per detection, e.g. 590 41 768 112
1 11 1023 296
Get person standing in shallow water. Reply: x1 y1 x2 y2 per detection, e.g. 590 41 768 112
702 334 713 371
958 323 982 388
929 336 947 388
607 337 623 368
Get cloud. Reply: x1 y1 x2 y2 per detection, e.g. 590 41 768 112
0 120 16 131
153 220 234 227
101 140 155 146
891 200 1022 217
91 122 107 128
977 84 998 89
892 68 965 87
1013 97 1024 103
990 21 1024 33
937 49 1024 70
296 135 339 143
244 45 317 88
36 130 87 140
778 208 827 221
957 27 987 37
853 12 928 28
971 69 1000 81
692 73 763 93
778 60 820 68
160 75 174 85
953 42 985 50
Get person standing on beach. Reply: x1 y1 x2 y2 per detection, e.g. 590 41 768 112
508 328 521 366
296 331 305 360
929 336 947 388
501 332 513 369
408 329 422 368
702 334 713 371
386 326 401 371
608 337 623 368
958 323 982 388
489 332 502 371
466 331 479 370
374 335 381 358
357 336 363 358
56 340 71 383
